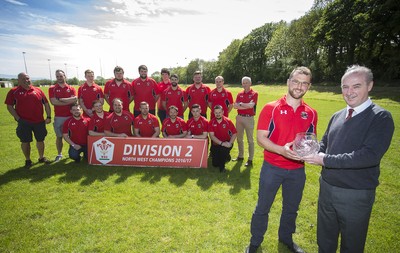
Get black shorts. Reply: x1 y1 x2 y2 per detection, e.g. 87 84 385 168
16 119 47 143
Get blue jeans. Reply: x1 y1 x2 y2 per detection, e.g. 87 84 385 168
250 161 306 246
68 145 87 162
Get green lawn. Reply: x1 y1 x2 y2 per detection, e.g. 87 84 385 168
0 84 399 253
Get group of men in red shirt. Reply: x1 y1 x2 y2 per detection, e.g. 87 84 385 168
5 66 258 172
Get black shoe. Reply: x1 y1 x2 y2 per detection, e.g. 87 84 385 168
220 167 227 173
24 160 32 168
232 157 244 162
279 240 305 253
245 160 253 167
38 157 52 164
244 244 259 253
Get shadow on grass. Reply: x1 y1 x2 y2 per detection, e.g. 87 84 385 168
0 157 254 195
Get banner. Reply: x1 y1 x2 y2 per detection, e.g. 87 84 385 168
88 136 208 168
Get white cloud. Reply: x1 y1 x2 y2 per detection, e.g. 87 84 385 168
4 0 27 6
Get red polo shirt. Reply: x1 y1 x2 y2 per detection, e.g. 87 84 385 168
209 87 234 118
208 116 237 145
162 117 188 136
235 89 258 116
5 85 49 123
157 81 171 110
134 113 160 137
161 86 187 117
62 116 89 145
49 83 77 117
88 112 110 133
104 79 133 112
187 116 209 136
186 83 211 115
257 95 318 169
104 111 134 136
132 77 158 111
78 82 104 116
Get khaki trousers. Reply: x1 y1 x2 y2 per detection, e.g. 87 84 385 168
235 114 255 160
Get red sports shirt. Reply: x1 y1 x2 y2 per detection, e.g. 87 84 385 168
134 113 160 137
208 116 237 145
104 111 134 136
235 89 258 116
132 77 158 111
186 83 211 115
161 86 187 117
5 85 49 123
62 116 89 145
49 83 77 117
187 116 209 136
88 112 110 133
257 95 318 169
104 79 133 112
209 88 234 118
78 83 104 116
162 117 188 136
157 81 171 110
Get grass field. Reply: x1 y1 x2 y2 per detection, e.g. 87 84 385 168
0 84 399 253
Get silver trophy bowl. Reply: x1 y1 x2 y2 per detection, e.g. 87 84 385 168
293 132 320 157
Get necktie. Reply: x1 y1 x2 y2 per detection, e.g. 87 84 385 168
346 108 354 120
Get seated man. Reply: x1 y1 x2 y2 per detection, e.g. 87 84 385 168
62 103 89 163
134 101 160 138
162 105 187 138
88 100 110 136
185 104 208 139
104 98 134 137
208 105 237 172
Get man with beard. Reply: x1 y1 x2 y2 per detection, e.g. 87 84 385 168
62 103 89 163
5 72 52 167
104 66 133 112
134 101 160 138
245 67 317 253
88 100 110 136
49 69 78 162
104 98 134 137
208 76 234 118
161 74 187 119
186 71 211 118
132 65 159 117
208 105 237 172
162 105 188 138
78 69 104 118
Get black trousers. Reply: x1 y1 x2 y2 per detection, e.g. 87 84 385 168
210 144 232 171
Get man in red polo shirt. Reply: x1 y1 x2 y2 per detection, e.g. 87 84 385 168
232 76 258 167
245 66 317 253
208 105 237 172
62 103 89 163
185 104 209 139
104 98 134 137
49 69 78 162
156 68 171 123
208 76 234 118
104 66 133 112
5 72 52 167
186 71 211 118
88 100 110 136
162 105 188 138
134 101 160 138
161 74 187 119
78 69 104 118
132 65 159 117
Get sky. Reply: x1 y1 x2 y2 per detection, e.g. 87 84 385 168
0 0 314 80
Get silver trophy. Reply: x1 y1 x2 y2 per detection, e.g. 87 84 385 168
293 132 320 157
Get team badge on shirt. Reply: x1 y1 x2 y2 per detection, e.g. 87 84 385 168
301 111 308 119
